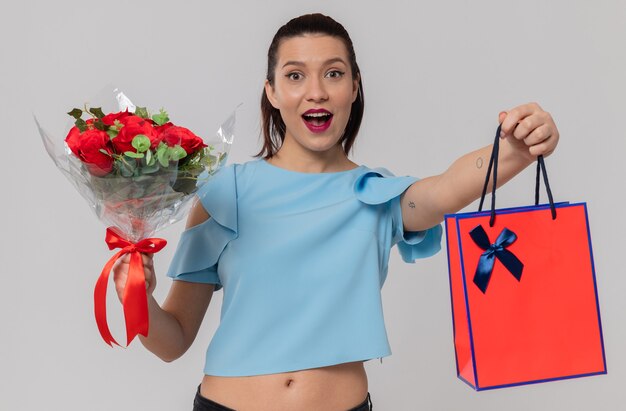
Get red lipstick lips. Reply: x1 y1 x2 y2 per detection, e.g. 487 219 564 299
302 109 333 133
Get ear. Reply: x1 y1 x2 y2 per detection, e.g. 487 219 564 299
264 80 280 109
351 74 360 103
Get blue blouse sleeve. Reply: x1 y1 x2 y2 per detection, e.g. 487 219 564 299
354 167 442 263
165 164 239 290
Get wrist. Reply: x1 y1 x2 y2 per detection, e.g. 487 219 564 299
500 136 536 167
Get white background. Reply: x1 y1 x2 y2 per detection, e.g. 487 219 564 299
1 1 624 410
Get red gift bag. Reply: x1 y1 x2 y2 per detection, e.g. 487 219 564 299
445 127 606 390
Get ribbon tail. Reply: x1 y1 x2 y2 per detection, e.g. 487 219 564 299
473 253 496 294
123 251 150 345
496 249 524 281
94 250 125 347
469 225 491 250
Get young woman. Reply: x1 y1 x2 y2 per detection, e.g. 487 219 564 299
114 13 559 411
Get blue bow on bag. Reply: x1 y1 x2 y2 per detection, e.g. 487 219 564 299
469 225 524 293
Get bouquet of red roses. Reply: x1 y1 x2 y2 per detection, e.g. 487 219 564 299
37 89 235 346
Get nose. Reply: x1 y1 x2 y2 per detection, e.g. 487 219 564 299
305 77 329 102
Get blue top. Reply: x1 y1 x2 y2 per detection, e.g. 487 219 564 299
166 159 442 376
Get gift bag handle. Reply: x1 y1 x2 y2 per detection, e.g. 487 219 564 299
477 124 557 227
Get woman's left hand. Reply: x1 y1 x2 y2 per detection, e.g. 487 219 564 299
498 102 559 160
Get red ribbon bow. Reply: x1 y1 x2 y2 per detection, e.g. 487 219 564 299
94 227 167 346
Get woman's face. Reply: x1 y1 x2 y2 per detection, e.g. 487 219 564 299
265 34 359 157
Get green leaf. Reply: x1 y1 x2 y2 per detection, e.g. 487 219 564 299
67 108 83 119
140 163 159 174
157 145 170 167
75 118 88 132
151 108 170 126
205 153 217 165
124 151 145 159
99 149 110 156
89 107 105 119
107 128 119 139
154 142 169 167
131 134 151 153
119 156 137 177
168 145 188 162
93 119 107 131
145 149 153 165
135 106 150 119
120 164 135 177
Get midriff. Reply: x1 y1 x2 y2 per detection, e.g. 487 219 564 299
200 361 368 411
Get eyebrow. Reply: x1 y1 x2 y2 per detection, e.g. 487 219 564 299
281 57 348 69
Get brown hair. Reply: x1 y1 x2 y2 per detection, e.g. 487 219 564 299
257 13 364 159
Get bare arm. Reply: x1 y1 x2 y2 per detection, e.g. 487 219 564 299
138 279 214 362
114 199 215 362
402 103 559 231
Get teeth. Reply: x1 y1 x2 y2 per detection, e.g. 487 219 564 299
304 112 330 118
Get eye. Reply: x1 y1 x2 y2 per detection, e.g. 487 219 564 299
325 70 345 79
286 72 303 81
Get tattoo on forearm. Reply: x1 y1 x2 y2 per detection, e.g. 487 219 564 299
476 157 484 169
408 201 415 209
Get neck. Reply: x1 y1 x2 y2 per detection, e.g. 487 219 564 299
269 140 356 173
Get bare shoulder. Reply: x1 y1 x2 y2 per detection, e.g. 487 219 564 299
185 197 211 229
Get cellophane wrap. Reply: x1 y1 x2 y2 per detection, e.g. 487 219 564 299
35 88 235 345
36 88 235 242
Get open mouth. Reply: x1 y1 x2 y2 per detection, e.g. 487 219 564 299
302 109 333 132
302 112 333 126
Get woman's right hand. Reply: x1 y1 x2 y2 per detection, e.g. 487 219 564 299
116 201 214 361
112 253 156 303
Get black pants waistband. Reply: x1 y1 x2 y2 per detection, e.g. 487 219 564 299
192 386 372 411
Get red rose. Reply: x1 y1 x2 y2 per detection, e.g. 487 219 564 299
155 121 174 135
160 125 207 155
80 130 114 176
112 115 160 153
101 110 133 126
65 129 114 176
65 126 82 157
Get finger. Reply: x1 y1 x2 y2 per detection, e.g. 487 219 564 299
141 253 154 267
112 256 129 280
146 271 157 293
523 123 552 147
500 102 543 136
141 258 156 291
118 254 132 264
498 111 507 125
513 112 551 140
528 138 556 157
114 273 127 300
143 266 154 284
